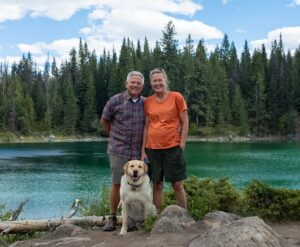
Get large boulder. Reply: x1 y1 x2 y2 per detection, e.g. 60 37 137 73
202 210 242 229
189 212 284 247
151 205 196 234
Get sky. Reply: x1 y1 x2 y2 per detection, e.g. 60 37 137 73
0 0 300 70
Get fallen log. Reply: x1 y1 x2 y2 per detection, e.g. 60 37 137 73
0 215 122 234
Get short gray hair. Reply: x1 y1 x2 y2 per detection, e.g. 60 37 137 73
127 71 144 84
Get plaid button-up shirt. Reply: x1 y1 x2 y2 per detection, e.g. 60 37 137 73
101 92 145 160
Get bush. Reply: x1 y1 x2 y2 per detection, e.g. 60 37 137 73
0 204 13 221
0 132 17 143
188 123 199 135
164 177 242 220
243 180 300 221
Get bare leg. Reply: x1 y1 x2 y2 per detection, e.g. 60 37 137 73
171 181 187 209
153 182 164 211
110 184 121 214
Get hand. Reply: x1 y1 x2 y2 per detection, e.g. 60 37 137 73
141 150 147 161
179 143 185 151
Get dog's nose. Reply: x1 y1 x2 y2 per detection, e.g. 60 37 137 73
133 170 138 176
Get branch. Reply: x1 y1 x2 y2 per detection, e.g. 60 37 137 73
9 199 29 221
0 216 122 234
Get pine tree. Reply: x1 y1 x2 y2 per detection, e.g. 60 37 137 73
142 37 152 96
107 49 119 97
160 21 180 91
61 63 77 134
250 48 267 136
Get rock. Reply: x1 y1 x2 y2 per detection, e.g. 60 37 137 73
189 214 284 247
10 224 86 247
54 223 84 237
151 205 195 234
202 210 241 229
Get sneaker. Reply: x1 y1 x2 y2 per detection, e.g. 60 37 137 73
103 215 117 231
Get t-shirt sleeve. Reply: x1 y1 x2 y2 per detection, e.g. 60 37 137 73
101 97 115 120
175 93 188 113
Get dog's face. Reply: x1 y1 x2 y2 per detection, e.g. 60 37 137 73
124 160 148 182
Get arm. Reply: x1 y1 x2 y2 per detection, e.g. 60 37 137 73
100 117 110 134
141 116 149 161
179 110 189 150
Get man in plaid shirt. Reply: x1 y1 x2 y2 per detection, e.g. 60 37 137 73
100 71 145 231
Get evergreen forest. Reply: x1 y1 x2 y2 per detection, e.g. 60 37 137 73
0 21 300 137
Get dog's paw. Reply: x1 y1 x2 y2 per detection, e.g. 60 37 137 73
119 228 127 236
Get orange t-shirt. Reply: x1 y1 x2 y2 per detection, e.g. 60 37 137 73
144 91 187 149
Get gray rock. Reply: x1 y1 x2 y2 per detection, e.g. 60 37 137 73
202 210 241 229
189 215 284 247
151 205 195 234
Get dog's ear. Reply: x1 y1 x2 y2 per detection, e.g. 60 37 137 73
143 162 148 174
123 162 129 174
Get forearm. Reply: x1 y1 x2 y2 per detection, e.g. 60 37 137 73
141 118 149 160
100 118 110 133
179 111 189 149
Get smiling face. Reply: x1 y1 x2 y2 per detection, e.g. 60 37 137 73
124 160 148 182
150 72 168 95
125 75 144 98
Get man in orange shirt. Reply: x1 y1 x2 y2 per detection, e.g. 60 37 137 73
141 68 189 211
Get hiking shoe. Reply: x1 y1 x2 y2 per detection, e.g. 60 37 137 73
103 215 117 231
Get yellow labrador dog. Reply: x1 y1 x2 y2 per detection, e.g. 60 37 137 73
119 160 156 235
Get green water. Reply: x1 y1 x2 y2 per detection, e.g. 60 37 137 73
0 141 299 219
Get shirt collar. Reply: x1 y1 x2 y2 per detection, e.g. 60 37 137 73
125 91 141 102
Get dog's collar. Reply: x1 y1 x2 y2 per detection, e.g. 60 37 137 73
127 182 142 191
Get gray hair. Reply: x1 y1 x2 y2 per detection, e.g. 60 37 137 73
126 71 144 84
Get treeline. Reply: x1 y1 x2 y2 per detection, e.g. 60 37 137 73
0 21 299 136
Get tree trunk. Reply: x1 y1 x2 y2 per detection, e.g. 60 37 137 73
0 216 122 234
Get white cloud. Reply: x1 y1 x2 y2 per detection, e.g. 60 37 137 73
83 3 222 52
222 0 229 5
0 0 224 69
236 28 246 33
287 0 300 7
14 38 80 69
0 0 100 22
18 38 79 56
0 56 22 65
0 4 26 22
250 26 300 53
0 0 203 22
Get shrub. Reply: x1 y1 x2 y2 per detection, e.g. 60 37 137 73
182 177 241 220
243 180 300 221
188 123 199 135
0 204 13 221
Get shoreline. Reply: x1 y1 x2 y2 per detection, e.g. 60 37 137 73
0 134 299 144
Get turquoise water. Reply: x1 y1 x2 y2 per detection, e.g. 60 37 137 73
0 141 299 219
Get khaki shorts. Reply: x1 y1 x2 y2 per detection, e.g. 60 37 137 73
109 154 128 184
146 146 187 182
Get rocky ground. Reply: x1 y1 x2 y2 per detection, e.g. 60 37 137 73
8 209 300 247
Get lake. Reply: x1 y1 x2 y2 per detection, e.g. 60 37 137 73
0 141 299 220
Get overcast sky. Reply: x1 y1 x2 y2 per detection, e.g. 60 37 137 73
0 0 300 69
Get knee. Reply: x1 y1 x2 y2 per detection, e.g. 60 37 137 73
111 184 120 193
172 181 184 192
